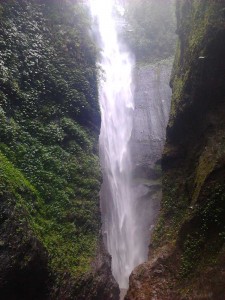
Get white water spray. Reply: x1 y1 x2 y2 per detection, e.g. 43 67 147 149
89 0 147 289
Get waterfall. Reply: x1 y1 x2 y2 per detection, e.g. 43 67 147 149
88 0 146 289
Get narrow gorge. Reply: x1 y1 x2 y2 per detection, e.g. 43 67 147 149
88 0 174 296
90 0 138 289
0 0 225 300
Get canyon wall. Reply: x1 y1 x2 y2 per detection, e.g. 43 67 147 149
0 1 119 299
130 59 172 259
126 1 225 299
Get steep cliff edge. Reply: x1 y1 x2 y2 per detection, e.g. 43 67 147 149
126 1 225 299
0 1 119 299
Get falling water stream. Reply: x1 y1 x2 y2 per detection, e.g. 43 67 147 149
89 0 147 290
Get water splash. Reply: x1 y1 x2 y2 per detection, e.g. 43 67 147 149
89 0 146 289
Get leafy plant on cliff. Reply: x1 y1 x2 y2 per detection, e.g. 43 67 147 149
0 0 101 287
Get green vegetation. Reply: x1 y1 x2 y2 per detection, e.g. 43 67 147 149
149 1 225 297
123 0 176 64
151 171 189 248
0 0 101 285
170 0 225 127
180 184 225 278
153 0 225 246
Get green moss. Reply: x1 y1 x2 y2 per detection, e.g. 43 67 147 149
169 1 224 128
152 171 190 248
0 148 99 278
180 234 204 277
0 151 38 204
151 216 166 247
0 0 101 290
149 1 225 298
179 183 225 278
193 147 216 202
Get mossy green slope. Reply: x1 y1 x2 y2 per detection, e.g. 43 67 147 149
0 1 119 299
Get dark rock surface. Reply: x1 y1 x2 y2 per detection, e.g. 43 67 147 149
53 241 120 300
126 1 225 299
0 192 50 300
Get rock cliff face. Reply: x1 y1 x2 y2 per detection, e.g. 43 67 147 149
0 0 119 299
132 61 172 172
130 60 172 258
126 1 225 299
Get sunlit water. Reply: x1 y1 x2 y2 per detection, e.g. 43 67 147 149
88 0 146 289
